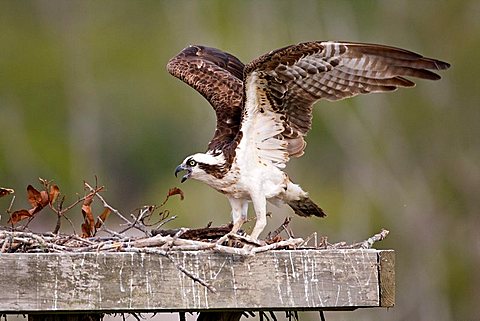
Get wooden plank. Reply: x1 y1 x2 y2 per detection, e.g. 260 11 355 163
0 249 394 312
379 250 395 307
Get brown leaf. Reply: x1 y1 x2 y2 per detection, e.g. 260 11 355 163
8 209 33 224
81 193 95 237
26 185 49 209
168 187 184 200
81 222 92 238
0 187 14 198
158 187 185 208
83 192 94 206
40 191 49 207
95 208 111 229
27 185 42 208
7 184 54 225
49 184 60 205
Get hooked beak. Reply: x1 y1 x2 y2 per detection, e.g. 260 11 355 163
174 164 191 183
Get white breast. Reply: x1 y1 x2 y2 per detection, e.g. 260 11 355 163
231 143 287 200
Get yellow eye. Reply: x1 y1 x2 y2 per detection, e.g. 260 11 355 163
188 159 197 167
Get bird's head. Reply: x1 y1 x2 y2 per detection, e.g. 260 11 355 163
174 152 226 183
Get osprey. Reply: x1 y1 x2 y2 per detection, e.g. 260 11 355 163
169 41 449 240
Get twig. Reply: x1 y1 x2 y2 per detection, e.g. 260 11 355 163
226 233 263 247
316 229 390 250
155 215 177 229
349 229 390 249
96 219 124 238
84 181 149 235
168 228 189 251
282 218 294 239
299 232 317 247
213 244 254 256
84 182 127 222
266 217 291 241
5 195 16 219
72 235 97 245
165 253 216 293
0 236 10 253
49 189 100 235
215 233 229 246
251 238 304 254
127 209 150 234
139 206 169 227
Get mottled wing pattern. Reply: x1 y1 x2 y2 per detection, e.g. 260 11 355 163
167 45 245 154
242 41 450 164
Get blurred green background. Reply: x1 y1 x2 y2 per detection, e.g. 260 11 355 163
0 1 479 320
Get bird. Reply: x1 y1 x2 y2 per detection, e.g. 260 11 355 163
168 41 450 241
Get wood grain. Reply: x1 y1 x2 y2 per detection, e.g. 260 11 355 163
379 250 395 307
0 249 393 312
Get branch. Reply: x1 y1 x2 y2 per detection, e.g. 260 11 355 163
266 217 291 242
84 181 149 235
251 238 304 254
349 229 390 249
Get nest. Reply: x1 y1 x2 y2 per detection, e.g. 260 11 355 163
0 179 389 293
0 224 390 255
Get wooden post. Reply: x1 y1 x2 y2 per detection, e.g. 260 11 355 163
0 249 394 318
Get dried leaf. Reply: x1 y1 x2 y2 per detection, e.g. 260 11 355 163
83 192 94 207
49 184 60 205
168 187 184 200
158 187 185 209
81 222 92 238
26 185 49 210
8 209 33 224
81 193 95 237
27 185 42 208
95 208 111 229
0 187 14 198
40 191 49 206
6 183 55 225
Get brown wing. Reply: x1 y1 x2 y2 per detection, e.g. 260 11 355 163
243 41 450 158
167 45 245 152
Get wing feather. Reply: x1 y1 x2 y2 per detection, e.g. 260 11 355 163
241 41 450 165
167 45 245 153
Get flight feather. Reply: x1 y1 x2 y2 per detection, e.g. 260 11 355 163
167 45 245 153
169 41 449 240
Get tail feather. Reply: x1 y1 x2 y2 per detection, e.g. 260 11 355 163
288 197 326 217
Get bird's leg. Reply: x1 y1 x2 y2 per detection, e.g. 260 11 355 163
249 193 267 241
228 197 248 235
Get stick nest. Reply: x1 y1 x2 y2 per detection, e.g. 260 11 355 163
0 178 390 256
1 178 390 292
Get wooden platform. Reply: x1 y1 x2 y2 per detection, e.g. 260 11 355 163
0 249 394 313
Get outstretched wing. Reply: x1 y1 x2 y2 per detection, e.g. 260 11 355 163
167 45 245 152
240 41 450 167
